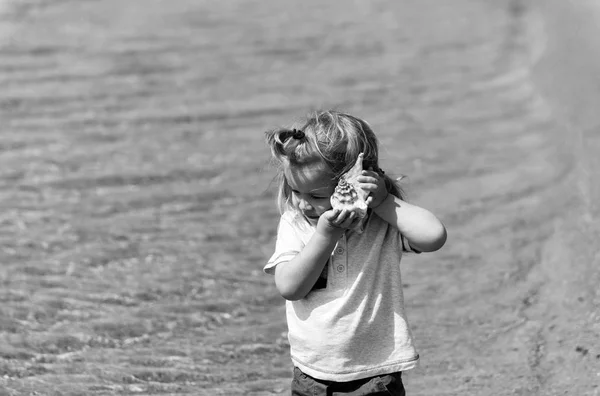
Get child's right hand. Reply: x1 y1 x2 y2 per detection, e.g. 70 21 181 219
316 208 357 237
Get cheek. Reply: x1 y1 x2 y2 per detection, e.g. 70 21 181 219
314 199 332 213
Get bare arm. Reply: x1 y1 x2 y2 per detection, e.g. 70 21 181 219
360 170 447 252
273 209 356 301
373 194 447 252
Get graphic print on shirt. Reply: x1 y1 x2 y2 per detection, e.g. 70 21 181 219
311 259 328 290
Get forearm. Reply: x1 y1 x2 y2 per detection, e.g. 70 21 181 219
274 231 341 300
373 194 447 252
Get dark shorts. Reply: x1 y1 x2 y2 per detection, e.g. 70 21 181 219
291 367 406 396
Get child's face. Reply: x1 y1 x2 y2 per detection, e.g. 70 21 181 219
284 160 335 226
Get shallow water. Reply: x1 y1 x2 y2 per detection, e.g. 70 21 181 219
1 0 598 395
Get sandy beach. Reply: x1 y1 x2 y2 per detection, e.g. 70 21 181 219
0 0 598 395
527 0 600 393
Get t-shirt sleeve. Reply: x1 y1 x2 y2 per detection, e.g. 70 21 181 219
264 214 304 275
401 234 421 254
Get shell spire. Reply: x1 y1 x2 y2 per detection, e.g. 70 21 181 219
330 153 368 224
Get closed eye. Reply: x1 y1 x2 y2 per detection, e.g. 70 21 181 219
291 190 328 200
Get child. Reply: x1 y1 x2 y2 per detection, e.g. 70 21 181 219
264 110 447 396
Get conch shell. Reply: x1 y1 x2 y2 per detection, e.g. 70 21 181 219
330 153 369 222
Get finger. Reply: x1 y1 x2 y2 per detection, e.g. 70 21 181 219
335 208 355 225
335 209 349 224
340 211 356 227
365 195 373 206
348 215 361 228
323 208 340 222
361 170 379 178
359 182 378 192
357 176 379 185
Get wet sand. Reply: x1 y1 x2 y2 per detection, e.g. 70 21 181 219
0 0 598 395
528 0 600 393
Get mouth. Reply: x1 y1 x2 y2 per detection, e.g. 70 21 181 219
304 214 320 220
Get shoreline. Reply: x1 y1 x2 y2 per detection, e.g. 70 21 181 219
529 0 600 393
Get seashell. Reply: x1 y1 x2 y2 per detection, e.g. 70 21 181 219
330 153 368 222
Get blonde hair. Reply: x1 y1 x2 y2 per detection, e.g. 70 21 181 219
265 110 405 214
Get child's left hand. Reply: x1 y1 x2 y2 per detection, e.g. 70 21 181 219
359 169 389 208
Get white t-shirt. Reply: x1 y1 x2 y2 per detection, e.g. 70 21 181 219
265 210 419 382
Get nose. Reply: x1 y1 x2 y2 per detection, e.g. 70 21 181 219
298 197 312 211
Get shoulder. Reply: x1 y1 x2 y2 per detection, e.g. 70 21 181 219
278 211 313 236
348 212 395 243
351 211 401 247
365 210 397 232
281 210 300 224
280 210 307 229
364 211 419 254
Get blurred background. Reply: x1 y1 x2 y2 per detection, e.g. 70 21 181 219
1 0 598 395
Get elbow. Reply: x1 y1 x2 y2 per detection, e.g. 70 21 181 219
430 224 447 251
415 223 447 253
277 284 306 301
280 290 305 301
274 269 308 301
